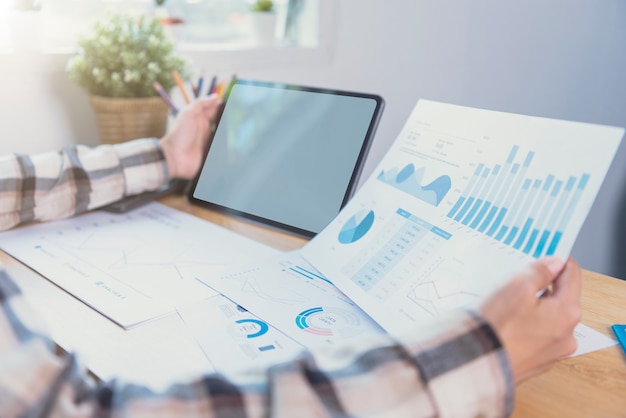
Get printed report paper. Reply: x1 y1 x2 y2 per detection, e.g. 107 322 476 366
177 294 305 383
301 99 623 336
192 242 612 365
0 202 278 328
198 251 386 349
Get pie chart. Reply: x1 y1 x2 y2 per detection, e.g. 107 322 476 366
338 210 375 244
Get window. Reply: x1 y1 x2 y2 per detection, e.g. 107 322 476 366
0 0 321 54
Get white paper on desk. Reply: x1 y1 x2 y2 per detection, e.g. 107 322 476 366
198 251 386 348
0 202 279 328
177 294 305 383
7 252 214 392
572 323 617 357
301 99 624 337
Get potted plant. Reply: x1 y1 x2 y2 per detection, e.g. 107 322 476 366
251 0 274 12
249 0 277 46
66 14 189 144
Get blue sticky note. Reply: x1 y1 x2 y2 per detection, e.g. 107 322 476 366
611 324 626 354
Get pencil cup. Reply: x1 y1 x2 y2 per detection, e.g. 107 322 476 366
89 96 169 144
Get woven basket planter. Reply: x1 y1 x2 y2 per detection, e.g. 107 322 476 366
89 95 169 145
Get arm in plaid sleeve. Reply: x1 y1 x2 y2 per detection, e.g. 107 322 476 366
0 138 168 231
0 129 518 416
0 264 513 418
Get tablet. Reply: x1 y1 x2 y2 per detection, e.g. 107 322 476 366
189 79 384 237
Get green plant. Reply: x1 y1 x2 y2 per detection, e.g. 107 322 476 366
66 14 189 98
251 0 274 12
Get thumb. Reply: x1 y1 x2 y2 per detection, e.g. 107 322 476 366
199 94 222 117
529 257 565 291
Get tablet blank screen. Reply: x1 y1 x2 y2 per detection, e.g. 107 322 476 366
191 80 383 236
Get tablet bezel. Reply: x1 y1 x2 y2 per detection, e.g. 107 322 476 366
187 78 385 238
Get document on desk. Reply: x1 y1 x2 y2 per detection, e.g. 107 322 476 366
177 294 306 383
0 202 279 329
197 251 386 349
301 99 624 337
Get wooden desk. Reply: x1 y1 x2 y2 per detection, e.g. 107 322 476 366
3 194 626 416
513 269 626 417
160 195 626 417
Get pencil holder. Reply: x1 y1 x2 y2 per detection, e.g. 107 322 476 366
89 96 169 144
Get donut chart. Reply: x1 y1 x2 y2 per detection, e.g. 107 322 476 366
233 318 269 339
295 306 363 337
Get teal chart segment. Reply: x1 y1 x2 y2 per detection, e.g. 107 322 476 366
234 319 270 339
377 163 452 206
446 145 590 258
338 210 375 244
295 306 363 337
295 307 332 336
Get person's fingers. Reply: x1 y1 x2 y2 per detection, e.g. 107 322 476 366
545 257 582 335
176 96 218 121
197 94 222 118
203 93 220 102
550 257 581 300
539 256 566 277
527 257 566 293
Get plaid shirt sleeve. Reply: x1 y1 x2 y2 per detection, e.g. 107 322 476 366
0 140 515 417
0 265 514 417
0 138 168 231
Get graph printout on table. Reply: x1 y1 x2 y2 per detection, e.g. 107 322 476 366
301 99 624 336
198 251 386 349
177 294 305 383
0 203 278 328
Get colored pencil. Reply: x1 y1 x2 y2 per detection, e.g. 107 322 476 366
216 81 225 99
196 70 205 97
152 81 179 116
207 75 217 96
172 70 191 104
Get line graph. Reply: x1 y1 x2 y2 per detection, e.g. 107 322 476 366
406 257 479 317
0 203 277 328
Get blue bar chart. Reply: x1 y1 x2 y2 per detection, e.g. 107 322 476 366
447 145 590 258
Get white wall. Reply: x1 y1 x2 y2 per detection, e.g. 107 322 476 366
247 0 626 278
1 0 625 277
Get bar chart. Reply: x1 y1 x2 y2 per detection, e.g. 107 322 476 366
302 99 623 338
446 145 589 258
